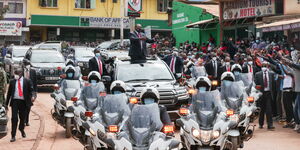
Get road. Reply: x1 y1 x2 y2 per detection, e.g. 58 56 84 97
1 91 300 150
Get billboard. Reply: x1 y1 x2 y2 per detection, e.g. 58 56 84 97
125 0 142 17
80 17 130 28
223 0 275 20
0 21 22 36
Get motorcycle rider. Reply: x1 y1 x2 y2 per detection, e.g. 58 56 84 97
195 76 211 93
231 64 243 81
65 59 81 79
110 80 126 94
139 87 172 125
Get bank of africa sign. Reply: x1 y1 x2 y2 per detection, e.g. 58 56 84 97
223 0 275 20
81 17 130 28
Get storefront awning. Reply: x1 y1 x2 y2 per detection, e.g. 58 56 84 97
257 18 300 32
185 19 216 28
191 4 219 17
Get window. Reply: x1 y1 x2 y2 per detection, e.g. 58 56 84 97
8 3 23 14
39 0 58 7
157 0 169 12
298 0 300 4
113 0 117 3
0 2 3 9
75 0 96 9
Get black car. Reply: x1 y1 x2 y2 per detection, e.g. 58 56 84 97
72 47 95 76
26 50 65 86
113 57 189 112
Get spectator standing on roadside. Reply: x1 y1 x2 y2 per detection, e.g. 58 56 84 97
0 62 7 105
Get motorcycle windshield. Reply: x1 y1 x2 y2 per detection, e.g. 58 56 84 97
81 82 105 110
221 81 244 111
192 90 220 130
101 94 130 126
129 104 162 147
62 80 81 100
240 73 254 95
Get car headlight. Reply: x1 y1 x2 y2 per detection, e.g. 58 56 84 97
212 130 220 138
78 62 83 67
192 128 200 138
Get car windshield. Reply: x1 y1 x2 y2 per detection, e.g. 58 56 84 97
38 44 60 50
31 51 65 63
13 49 28 57
75 50 95 58
117 62 174 82
98 41 115 49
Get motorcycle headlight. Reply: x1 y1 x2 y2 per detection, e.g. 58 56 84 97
212 130 220 138
192 128 200 138
200 130 212 143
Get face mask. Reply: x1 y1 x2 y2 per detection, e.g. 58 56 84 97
234 71 240 76
14 75 20 80
212 57 217 61
144 98 155 105
25 65 30 69
256 40 259 43
225 62 230 66
95 53 101 57
90 80 98 86
248 61 253 65
291 47 295 51
113 91 122 94
223 80 232 87
198 87 207 93
67 73 73 78
261 67 267 72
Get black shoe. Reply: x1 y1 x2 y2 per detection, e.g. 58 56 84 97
10 137 16 142
259 126 263 129
25 123 30 126
268 126 275 130
21 131 26 138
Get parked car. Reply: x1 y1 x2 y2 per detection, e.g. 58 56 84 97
113 56 189 112
4 46 31 78
96 39 130 51
32 41 68 53
25 49 65 86
73 47 95 76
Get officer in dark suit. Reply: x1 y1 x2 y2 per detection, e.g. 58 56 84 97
22 59 37 126
88 49 108 76
5 68 35 142
163 52 183 74
255 62 276 130
219 56 232 77
129 24 154 63
242 56 260 75
205 53 221 80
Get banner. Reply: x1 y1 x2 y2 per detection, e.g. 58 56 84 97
80 17 130 29
223 0 275 20
125 0 142 17
0 21 22 36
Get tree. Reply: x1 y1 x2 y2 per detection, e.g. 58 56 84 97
0 5 9 20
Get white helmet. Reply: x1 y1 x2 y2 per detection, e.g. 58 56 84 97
231 64 242 72
88 71 101 83
64 65 76 73
195 76 211 90
221 72 235 81
66 59 75 66
140 87 160 104
110 80 126 93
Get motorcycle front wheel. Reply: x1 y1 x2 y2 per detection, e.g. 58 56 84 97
65 117 72 138
231 137 238 150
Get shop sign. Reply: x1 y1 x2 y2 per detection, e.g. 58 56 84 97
173 13 189 25
0 21 22 36
125 0 142 17
223 0 275 20
81 17 130 29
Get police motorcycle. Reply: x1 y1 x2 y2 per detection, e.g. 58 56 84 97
0 105 8 139
232 64 261 123
68 71 106 145
82 80 131 150
220 72 255 150
112 87 180 150
51 65 83 138
177 76 233 150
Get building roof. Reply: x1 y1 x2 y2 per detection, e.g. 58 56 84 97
185 18 216 28
257 18 300 29
191 4 219 17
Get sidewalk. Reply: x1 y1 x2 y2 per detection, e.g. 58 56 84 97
0 108 40 150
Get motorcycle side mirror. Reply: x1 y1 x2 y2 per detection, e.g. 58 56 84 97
102 75 111 82
82 76 88 81
176 119 184 127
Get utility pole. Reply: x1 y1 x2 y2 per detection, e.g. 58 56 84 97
120 0 124 48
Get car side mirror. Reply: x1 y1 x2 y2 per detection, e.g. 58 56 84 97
175 73 182 80
102 76 111 82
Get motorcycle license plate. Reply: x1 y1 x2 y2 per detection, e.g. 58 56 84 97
45 77 60 80
66 100 73 107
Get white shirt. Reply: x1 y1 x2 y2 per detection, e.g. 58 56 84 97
170 56 176 73
24 68 30 79
213 60 218 77
14 76 24 100
135 31 143 50
263 71 270 91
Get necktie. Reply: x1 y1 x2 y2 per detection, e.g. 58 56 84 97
170 57 175 72
264 71 268 89
18 79 23 97
98 58 103 75
227 65 230 71
249 65 252 73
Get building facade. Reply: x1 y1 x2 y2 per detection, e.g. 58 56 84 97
0 0 28 45
27 0 171 42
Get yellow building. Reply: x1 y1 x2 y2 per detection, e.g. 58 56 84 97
27 0 171 42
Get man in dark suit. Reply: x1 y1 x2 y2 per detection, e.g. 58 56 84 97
88 49 108 76
255 62 276 130
22 59 37 126
129 24 154 63
219 56 232 77
5 68 35 142
205 53 221 80
163 52 183 74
